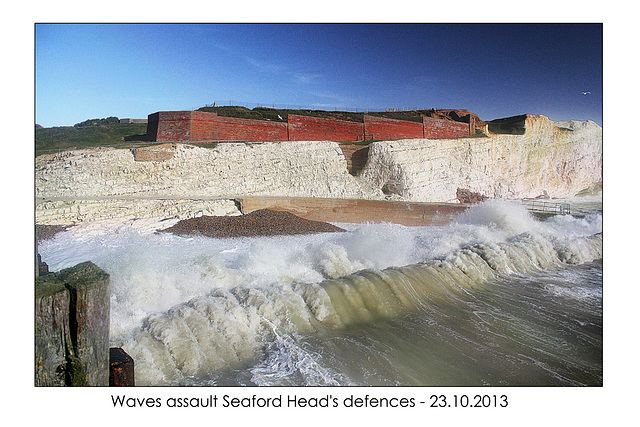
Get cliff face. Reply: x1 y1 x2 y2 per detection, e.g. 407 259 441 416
35 141 383 224
358 115 602 202
36 141 382 200
35 115 602 225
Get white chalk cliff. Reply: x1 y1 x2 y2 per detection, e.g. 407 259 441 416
35 115 602 224
358 115 602 202
35 141 383 224
36 140 380 199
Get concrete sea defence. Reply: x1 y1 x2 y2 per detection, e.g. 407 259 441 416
238 196 468 226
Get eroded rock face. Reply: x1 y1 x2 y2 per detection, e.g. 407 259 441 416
358 115 602 202
35 198 242 226
36 141 381 200
35 141 383 224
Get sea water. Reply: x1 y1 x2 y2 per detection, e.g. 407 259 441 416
37 199 603 386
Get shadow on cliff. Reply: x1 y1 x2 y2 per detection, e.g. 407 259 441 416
488 115 527 135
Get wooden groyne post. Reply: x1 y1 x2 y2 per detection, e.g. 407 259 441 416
35 261 110 386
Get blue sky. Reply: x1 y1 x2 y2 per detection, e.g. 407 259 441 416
35 23 602 127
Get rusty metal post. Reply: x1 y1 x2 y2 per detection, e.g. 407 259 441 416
109 348 135 386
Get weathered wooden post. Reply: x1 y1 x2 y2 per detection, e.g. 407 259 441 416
35 261 110 386
37 253 49 277
35 278 71 386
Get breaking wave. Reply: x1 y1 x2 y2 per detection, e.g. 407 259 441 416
38 199 602 385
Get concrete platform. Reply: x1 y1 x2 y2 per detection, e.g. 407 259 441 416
237 196 470 226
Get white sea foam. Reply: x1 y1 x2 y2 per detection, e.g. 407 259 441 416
544 283 602 300
249 322 353 386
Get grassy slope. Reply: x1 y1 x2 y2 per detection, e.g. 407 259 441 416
199 105 441 123
35 123 148 156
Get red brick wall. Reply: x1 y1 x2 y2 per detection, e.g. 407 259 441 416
364 115 424 140
288 114 364 142
422 116 470 138
147 110 474 143
148 111 288 142
189 112 287 142
210 116 288 142
190 111 219 141
153 111 193 142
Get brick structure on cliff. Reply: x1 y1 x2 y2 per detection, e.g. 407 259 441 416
147 110 476 143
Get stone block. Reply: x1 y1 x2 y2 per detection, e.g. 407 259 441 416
131 144 176 162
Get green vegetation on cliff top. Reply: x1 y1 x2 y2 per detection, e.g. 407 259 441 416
35 121 148 156
198 105 455 123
